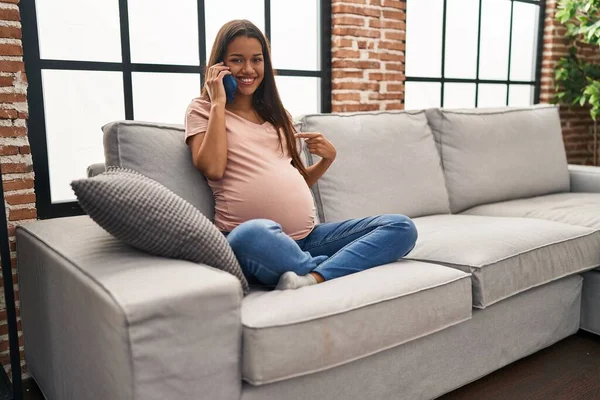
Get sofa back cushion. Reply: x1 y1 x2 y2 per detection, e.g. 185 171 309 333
298 110 450 222
103 121 215 219
425 105 570 213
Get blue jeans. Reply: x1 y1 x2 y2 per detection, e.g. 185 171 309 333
225 214 418 286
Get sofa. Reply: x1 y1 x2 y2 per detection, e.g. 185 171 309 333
16 104 600 400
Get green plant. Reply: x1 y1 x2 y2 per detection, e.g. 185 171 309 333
553 47 600 118
552 0 600 120
556 0 600 45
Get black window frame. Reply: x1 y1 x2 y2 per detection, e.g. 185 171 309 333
405 0 546 107
20 0 332 219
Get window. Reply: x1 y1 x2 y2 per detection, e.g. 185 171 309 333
405 0 544 110
21 0 332 218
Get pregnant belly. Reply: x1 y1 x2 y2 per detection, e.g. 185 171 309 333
214 172 316 239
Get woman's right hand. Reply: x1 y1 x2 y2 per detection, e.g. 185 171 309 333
205 62 231 105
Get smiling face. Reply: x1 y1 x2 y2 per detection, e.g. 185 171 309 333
224 36 265 98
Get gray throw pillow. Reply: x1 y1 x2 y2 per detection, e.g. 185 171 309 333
71 167 249 295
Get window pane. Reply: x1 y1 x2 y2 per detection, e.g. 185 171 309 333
42 70 125 203
132 72 201 124
271 0 319 70
510 2 539 81
445 0 479 79
36 0 121 62
275 76 320 116
128 0 199 65
406 0 444 78
444 83 476 108
508 84 534 106
479 0 511 80
204 0 265 59
405 82 441 110
478 84 507 108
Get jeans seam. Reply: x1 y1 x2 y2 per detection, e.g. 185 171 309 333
302 223 382 252
313 225 387 271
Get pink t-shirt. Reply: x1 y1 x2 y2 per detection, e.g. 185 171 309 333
184 98 316 240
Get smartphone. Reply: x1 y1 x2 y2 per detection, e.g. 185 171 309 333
223 74 237 103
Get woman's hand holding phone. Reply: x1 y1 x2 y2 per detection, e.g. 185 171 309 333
205 62 231 106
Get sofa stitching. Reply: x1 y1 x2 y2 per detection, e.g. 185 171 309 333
438 109 445 169
441 104 556 116
298 109 426 120
109 120 185 131
438 110 454 214
116 122 123 167
242 273 471 329
474 263 599 309
407 229 600 269
404 258 472 274
479 230 600 267
427 110 452 214
431 109 456 214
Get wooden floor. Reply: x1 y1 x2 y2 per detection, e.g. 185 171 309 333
21 331 600 400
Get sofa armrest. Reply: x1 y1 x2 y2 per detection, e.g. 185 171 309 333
86 163 106 177
568 164 600 193
17 216 242 400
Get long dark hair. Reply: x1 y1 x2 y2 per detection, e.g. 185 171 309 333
202 20 307 179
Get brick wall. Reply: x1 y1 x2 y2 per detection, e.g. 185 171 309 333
540 0 600 165
331 0 406 112
0 0 32 376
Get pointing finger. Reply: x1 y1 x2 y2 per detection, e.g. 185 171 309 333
295 133 321 139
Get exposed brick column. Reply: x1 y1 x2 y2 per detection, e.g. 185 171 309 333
541 0 600 165
0 0 33 375
331 0 406 112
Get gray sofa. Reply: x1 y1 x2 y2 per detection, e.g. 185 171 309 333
16 104 600 400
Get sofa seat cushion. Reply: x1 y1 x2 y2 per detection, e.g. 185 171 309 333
405 215 600 309
241 260 471 385
461 192 600 230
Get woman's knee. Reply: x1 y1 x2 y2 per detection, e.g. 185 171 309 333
227 219 281 252
382 214 418 250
